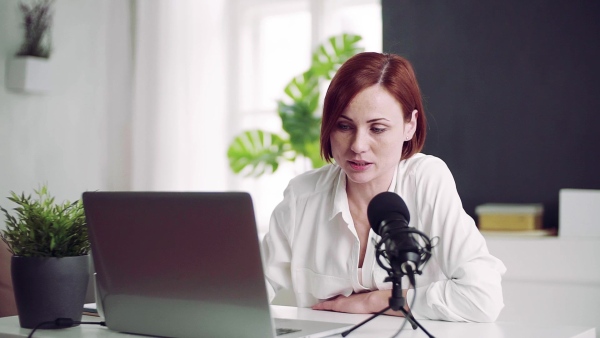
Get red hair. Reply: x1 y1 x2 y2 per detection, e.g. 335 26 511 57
320 52 427 162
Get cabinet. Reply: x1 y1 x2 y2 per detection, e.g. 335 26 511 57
485 236 600 335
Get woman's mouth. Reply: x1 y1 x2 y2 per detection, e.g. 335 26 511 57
348 160 372 171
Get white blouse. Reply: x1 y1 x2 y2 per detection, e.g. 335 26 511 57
261 153 506 322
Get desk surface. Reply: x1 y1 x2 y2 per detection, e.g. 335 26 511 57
0 305 595 338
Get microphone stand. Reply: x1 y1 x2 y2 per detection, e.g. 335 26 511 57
341 205 437 337
340 274 435 338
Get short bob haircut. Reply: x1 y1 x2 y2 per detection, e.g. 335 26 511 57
320 52 427 163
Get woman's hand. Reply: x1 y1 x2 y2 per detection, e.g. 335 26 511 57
312 290 395 314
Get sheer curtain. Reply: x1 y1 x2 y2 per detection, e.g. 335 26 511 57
129 0 230 191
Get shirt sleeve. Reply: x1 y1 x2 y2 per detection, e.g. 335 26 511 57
407 157 507 322
261 184 296 303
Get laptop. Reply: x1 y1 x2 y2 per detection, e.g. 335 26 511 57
82 191 352 338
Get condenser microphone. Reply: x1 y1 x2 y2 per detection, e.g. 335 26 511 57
367 192 421 276
340 192 436 338
341 192 436 337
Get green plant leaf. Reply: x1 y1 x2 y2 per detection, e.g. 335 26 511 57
226 33 364 177
278 101 322 157
311 33 364 80
304 139 327 169
0 185 89 257
283 72 320 108
17 0 54 58
227 130 291 177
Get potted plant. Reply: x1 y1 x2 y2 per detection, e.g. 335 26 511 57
0 185 90 329
6 0 54 93
227 33 364 177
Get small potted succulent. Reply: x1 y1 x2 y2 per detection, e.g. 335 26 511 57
0 185 90 329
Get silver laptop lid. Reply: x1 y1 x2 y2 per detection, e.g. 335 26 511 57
83 191 275 338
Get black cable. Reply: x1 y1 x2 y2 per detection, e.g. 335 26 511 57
374 228 436 335
341 305 391 337
374 229 437 278
27 318 106 338
342 230 437 337
391 275 418 338
390 272 435 338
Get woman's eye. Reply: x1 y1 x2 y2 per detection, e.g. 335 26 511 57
337 123 352 131
371 126 386 134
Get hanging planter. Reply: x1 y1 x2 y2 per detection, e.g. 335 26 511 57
6 0 54 94
6 56 51 93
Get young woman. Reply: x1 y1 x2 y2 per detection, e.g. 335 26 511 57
261 52 506 322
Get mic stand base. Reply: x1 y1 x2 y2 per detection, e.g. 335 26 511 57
340 306 434 338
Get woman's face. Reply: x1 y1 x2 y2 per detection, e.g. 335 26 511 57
330 85 417 191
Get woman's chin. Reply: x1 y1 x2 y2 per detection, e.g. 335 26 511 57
344 171 375 185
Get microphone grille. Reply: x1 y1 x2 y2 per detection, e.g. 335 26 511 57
367 192 410 235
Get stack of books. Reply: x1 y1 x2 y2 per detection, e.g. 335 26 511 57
475 203 555 236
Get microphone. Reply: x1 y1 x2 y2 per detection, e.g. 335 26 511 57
340 192 436 337
367 192 422 277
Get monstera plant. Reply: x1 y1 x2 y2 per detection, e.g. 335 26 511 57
227 34 364 177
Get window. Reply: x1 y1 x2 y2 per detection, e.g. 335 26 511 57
228 0 382 233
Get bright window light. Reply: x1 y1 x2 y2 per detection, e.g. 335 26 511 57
232 0 382 233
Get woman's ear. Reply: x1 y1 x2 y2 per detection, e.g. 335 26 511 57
405 109 418 140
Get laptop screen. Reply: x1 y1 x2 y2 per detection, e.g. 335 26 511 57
83 191 276 338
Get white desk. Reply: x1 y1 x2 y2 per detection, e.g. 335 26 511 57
0 305 595 338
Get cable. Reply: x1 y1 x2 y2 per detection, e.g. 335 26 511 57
391 271 435 338
342 228 437 337
27 318 106 338
391 275 418 338
369 229 438 338
374 229 437 278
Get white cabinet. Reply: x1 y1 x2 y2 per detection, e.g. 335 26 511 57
485 236 600 335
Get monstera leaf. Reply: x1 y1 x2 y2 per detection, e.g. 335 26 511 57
282 72 320 108
310 34 363 79
227 33 363 177
278 100 321 155
227 130 290 177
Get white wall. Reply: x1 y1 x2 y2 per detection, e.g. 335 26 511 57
0 0 132 215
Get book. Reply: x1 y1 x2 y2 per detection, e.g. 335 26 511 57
475 203 543 231
480 228 557 237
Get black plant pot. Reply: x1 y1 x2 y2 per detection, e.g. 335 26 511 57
11 255 90 329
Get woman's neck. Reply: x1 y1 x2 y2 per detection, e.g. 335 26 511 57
345 171 395 207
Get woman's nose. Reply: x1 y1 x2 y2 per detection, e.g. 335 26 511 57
350 130 369 154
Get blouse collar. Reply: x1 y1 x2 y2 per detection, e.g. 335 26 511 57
330 163 399 224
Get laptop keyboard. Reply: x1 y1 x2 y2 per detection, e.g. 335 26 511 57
276 328 301 336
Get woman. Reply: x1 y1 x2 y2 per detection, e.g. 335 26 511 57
261 52 506 322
